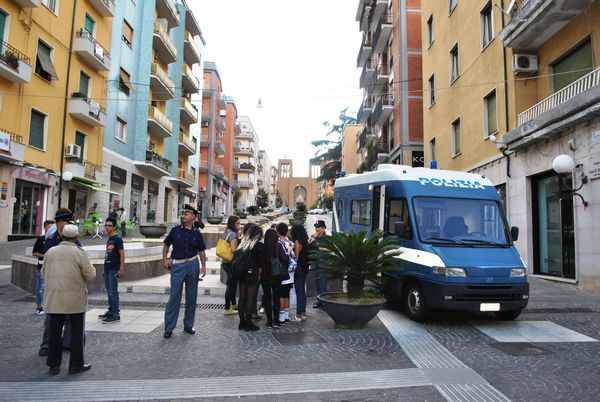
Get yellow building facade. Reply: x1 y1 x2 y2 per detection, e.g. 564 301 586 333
341 124 361 175
0 0 112 241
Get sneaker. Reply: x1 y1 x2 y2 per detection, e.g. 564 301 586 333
231 304 238 310
289 316 303 322
299 313 308 321
259 307 265 314
273 321 283 328
35 307 44 315
223 308 238 315
102 316 120 324
98 311 112 319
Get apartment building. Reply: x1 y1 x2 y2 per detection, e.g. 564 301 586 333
96 0 204 226
200 61 230 217
233 116 258 211
0 0 113 242
341 124 361 174
356 0 423 171
257 149 277 209
497 0 600 292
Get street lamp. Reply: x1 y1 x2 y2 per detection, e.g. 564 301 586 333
552 154 588 207
57 170 73 207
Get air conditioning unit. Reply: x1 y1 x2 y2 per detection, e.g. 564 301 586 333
219 110 227 117
513 54 538 74
65 144 82 159
201 120 209 127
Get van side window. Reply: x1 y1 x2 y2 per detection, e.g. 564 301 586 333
351 200 371 226
388 199 412 238
337 200 343 219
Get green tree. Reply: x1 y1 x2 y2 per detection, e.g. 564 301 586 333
310 107 357 182
233 188 242 207
256 187 269 208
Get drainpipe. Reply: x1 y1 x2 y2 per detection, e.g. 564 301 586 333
500 0 510 179
57 0 78 207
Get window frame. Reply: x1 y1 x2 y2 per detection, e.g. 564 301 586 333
28 108 47 151
483 89 498 139
351 199 371 226
428 74 435 106
115 117 127 143
35 39 58 82
387 198 412 238
450 43 460 83
451 117 461 157
429 137 436 161
118 68 131 96
42 0 59 15
427 14 434 47
84 13 95 36
74 130 86 164
78 70 91 97
122 19 134 48
449 0 457 14
480 2 494 50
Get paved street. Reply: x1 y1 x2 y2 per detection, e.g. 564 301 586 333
1 215 600 401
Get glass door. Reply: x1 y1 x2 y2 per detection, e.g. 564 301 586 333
533 173 575 279
12 180 45 235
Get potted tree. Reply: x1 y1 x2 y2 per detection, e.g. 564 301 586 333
311 229 401 329
289 204 306 225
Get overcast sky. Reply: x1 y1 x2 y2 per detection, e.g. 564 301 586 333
191 0 362 177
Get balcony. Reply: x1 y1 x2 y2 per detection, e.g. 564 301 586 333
216 93 226 109
372 13 393 54
215 141 225 156
357 97 373 124
235 146 254 156
0 129 25 163
235 131 255 141
150 63 175 100
184 31 201 65
372 94 393 125
375 139 390 165
233 180 254 189
199 135 209 147
257 178 263 186
357 127 375 152
356 34 372 68
375 63 389 86
185 7 202 37
74 29 110 71
505 67 600 151
169 169 195 188
215 116 225 131
182 63 199 95
359 59 376 89
234 162 255 172
148 105 173 138
234 123 241 134
499 0 594 50
368 0 388 32
213 164 224 178
134 150 172 176
0 41 32 83
198 160 209 172
68 95 107 127
10 0 40 7
89 0 115 17
178 133 196 156
156 0 180 29
64 160 101 181
180 97 198 125
356 0 370 31
153 20 177 64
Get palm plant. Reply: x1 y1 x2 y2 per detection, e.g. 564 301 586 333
310 230 401 300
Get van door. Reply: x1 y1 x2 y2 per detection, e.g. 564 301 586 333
372 185 386 231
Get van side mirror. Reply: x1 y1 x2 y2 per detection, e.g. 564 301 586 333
394 221 411 239
510 226 519 242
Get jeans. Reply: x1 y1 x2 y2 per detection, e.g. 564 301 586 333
121 222 126 237
312 269 328 296
104 269 120 317
223 263 237 309
35 270 44 306
164 259 199 332
41 315 71 349
47 313 84 369
294 272 307 314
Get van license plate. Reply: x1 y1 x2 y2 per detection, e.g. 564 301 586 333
480 303 500 312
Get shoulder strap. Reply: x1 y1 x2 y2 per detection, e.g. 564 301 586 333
225 231 231 241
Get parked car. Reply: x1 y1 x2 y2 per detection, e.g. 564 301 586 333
308 208 325 214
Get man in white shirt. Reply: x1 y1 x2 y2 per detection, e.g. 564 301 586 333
119 208 128 238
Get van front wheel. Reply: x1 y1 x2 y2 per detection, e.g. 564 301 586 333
494 309 523 320
404 281 431 322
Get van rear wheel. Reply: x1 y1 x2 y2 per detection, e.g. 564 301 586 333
494 309 523 320
403 281 431 322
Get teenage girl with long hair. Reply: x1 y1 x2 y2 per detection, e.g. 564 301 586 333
236 224 263 331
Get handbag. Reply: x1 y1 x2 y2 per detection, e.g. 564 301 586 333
216 232 234 262
270 256 290 281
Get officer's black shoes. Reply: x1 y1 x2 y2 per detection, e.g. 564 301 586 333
183 327 195 334
164 331 173 338
68 363 91 374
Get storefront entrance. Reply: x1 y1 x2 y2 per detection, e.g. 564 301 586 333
12 179 46 235
532 173 576 279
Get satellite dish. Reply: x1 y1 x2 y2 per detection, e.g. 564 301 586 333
506 0 517 14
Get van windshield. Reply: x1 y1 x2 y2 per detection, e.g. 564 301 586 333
413 197 509 246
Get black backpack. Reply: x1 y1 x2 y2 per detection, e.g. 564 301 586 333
231 248 252 279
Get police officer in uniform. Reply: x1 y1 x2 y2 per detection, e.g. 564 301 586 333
162 204 207 338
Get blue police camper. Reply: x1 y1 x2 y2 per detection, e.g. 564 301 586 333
333 164 529 321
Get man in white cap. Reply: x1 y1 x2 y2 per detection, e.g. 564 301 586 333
43 224 96 375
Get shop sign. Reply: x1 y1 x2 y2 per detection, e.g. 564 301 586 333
412 151 425 167
589 155 600 180
0 131 10 152
111 166 127 184
148 180 159 195
131 173 144 190
19 167 50 185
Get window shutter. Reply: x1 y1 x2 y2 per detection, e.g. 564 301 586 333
552 40 593 92
29 110 45 149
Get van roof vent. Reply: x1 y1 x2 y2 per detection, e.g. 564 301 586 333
377 164 412 171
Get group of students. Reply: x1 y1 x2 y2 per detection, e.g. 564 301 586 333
220 215 327 331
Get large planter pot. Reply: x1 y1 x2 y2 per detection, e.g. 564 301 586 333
317 292 386 329
206 216 223 224
139 224 167 238
289 218 305 226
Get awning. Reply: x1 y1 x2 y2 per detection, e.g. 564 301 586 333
71 177 122 195
76 182 122 195
37 48 58 80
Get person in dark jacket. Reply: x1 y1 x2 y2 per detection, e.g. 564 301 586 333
263 229 282 328
310 220 328 308
235 224 263 331
32 220 55 315
290 224 309 321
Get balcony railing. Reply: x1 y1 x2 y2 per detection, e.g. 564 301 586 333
233 180 254 189
180 97 198 123
518 67 600 126
145 150 172 172
372 13 393 53
0 40 31 68
177 168 195 184
150 62 175 100
148 105 173 138
184 31 201 65
84 160 101 180
74 29 110 71
200 135 209 147
153 20 177 64
156 0 180 29
182 63 200 94
372 94 394 125
179 133 196 154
